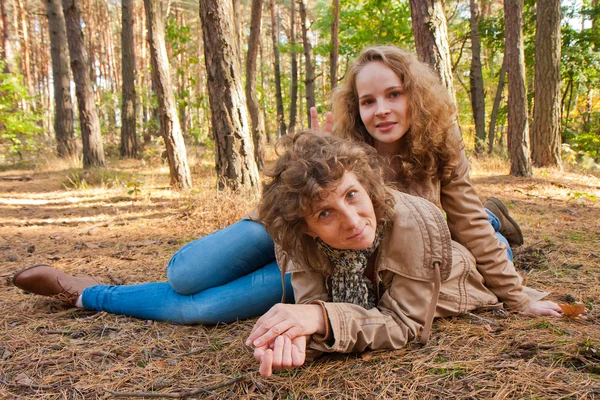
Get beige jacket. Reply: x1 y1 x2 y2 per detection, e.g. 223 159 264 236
276 191 546 354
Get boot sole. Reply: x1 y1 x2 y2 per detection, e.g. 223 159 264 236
487 198 524 246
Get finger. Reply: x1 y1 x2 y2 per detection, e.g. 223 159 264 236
310 107 319 130
253 320 295 347
271 336 285 370
247 311 284 346
253 344 268 362
291 344 306 367
324 112 333 134
281 337 293 368
259 349 274 378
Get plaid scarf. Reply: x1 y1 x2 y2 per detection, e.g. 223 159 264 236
314 227 383 309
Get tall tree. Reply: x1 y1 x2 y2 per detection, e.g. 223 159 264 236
268 0 286 137
330 0 340 90
288 0 298 133
488 58 506 153
46 0 76 158
246 0 266 169
531 0 561 167
1 0 15 73
120 0 138 158
408 0 457 105
299 0 315 123
144 0 191 189
62 0 105 167
470 0 486 153
199 0 260 192
504 0 532 177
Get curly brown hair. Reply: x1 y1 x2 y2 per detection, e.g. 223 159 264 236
258 130 395 265
331 45 461 184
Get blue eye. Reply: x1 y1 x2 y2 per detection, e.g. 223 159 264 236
318 210 330 219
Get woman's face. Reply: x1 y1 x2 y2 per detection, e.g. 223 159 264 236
355 61 411 155
303 171 377 251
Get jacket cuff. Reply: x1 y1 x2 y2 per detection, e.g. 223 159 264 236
307 302 350 353
310 300 332 343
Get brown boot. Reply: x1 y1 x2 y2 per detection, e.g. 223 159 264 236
484 197 524 247
12 264 100 305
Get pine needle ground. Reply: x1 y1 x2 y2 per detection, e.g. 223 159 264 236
1 150 599 399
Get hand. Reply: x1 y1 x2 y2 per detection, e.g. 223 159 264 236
246 303 325 348
522 300 562 318
254 335 307 378
310 107 333 133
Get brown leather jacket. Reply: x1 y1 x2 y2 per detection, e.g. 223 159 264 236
277 190 546 354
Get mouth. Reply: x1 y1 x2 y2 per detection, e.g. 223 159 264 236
347 226 366 240
375 121 397 130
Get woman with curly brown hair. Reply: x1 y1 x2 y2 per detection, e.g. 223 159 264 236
309 45 560 316
245 130 557 377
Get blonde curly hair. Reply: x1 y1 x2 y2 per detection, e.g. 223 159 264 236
331 45 461 184
258 130 395 266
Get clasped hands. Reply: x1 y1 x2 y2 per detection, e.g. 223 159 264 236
245 303 326 377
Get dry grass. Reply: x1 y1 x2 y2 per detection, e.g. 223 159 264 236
1 149 599 399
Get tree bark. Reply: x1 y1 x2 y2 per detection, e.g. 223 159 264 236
329 0 340 90
469 0 486 153
488 58 506 153
408 0 457 105
246 0 266 169
16 0 32 97
120 0 138 159
504 0 532 177
62 0 105 167
46 0 77 158
288 0 298 133
268 0 286 137
144 0 192 189
199 0 260 192
299 0 315 123
531 0 561 167
1 0 15 73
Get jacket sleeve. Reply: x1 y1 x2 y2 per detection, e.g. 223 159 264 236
293 271 435 354
439 130 530 311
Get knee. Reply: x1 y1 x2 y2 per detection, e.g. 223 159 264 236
166 251 197 295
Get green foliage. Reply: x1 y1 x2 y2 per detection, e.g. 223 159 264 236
63 169 137 190
0 65 42 160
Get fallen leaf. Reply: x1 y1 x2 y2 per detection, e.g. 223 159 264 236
558 303 586 317
14 372 34 386
562 215 576 221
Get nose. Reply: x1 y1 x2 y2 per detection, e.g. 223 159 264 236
375 100 390 117
340 205 360 230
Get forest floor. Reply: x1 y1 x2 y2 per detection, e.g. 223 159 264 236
1 148 599 399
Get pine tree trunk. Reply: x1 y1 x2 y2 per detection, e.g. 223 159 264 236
408 0 457 105
1 0 15 73
120 0 138 159
299 0 315 123
504 0 532 177
16 0 32 97
470 0 486 153
62 0 105 168
531 0 561 167
288 0 298 133
269 0 286 137
488 59 506 153
199 0 260 192
144 0 191 189
46 0 77 158
246 0 266 169
329 0 340 90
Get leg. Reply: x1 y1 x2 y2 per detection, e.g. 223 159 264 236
82 261 294 324
167 220 276 295
485 209 513 261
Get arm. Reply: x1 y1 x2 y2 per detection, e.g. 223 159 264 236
439 133 531 311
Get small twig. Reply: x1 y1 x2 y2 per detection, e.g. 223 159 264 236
8 357 72 368
105 375 248 398
108 273 125 285
44 329 74 335
466 312 498 326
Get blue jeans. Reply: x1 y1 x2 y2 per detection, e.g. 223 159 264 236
82 220 294 324
485 209 513 261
